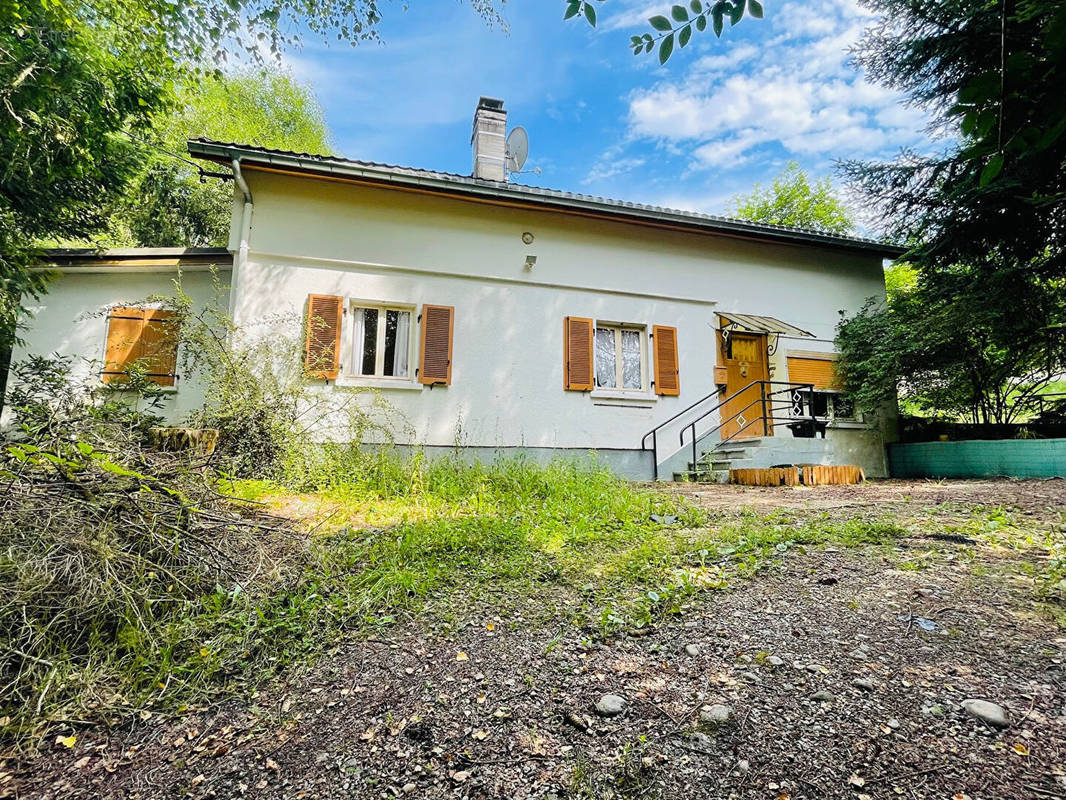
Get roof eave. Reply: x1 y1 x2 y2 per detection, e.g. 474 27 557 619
35 246 232 271
188 141 905 259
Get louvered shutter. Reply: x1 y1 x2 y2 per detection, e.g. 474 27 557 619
103 306 145 383
787 355 840 389
305 294 344 379
140 309 179 386
652 325 680 396
419 304 454 385
563 316 594 391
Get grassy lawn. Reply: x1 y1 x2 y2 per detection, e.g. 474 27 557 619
2 454 915 741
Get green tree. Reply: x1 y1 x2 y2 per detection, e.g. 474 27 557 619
837 262 1066 424
114 71 333 247
842 0 1065 281
1 0 167 350
835 0 1066 422
729 162 855 235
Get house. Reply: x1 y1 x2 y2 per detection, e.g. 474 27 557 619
6 97 902 480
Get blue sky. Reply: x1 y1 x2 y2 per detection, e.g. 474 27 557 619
281 0 935 220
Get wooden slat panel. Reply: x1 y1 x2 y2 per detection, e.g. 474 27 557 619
652 325 680 396
419 304 454 385
799 465 866 485
305 294 344 379
730 467 800 486
787 355 840 390
139 310 179 387
103 307 144 383
564 316 594 391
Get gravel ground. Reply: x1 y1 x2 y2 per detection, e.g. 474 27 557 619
9 479 1066 800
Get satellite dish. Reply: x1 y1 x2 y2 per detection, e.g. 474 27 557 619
505 126 529 173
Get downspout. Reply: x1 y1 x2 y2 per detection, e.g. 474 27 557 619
230 158 253 321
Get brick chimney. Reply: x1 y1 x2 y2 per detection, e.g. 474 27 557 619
471 96 507 182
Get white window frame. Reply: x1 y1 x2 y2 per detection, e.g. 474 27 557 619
593 322 648 393
347 300 417 382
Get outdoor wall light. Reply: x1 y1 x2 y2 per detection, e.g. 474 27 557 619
524 255 537 270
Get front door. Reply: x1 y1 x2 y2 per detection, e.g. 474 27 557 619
717 330 771 441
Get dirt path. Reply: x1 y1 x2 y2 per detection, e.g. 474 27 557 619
11 480 1066 800
670 477 1066 517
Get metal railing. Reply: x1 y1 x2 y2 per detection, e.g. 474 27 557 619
641 380 817 480
680 381 817 472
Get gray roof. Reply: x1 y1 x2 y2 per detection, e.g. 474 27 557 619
188 138 904 258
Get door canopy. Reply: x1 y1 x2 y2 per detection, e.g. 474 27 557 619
718 312 814 359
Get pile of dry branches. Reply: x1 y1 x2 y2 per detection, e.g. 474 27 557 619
0 414 303 741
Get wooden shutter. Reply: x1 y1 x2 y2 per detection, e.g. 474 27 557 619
103 307 145 383
787 354 840 390
103 306 179 385
139 309 179 387
652 325 680 396
305 294 344 379
563 316 594 391
419 304 454 385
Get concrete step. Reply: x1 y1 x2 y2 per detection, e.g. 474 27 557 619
695 460 733 471
673 469 729 484
709 447 749 458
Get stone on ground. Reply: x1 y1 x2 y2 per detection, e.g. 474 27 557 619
594 694 627 717
961 699 1009 728
699 704 734 727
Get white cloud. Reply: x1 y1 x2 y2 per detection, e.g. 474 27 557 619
601 0 667 32
585 155 648 183
622 0 934 172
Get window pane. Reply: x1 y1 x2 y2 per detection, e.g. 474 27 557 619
620 329 641 389
595 328 616 388
834 394 856 419
811 391 830 417
361 308 378 376
383 310 399 376
393 311 410 377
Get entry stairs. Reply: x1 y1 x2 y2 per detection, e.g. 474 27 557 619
673 435 837 482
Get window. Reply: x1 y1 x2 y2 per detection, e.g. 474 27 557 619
103 306 179 386
351 304 412 378
594 324 645 391
804 390 858 421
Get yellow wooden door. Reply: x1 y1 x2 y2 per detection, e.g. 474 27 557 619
717 331 771 440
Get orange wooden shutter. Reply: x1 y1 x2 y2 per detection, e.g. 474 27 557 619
563 317 594 391
653 325 680 396
419 304 454 385
103 307 180 385
103 306 145 383
305 294 344 379
139 309 179 387
787 355 840 389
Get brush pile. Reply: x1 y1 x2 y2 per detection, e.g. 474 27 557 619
0 356 302 740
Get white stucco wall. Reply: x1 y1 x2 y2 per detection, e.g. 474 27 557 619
7 269 230 422
231 169 890 472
